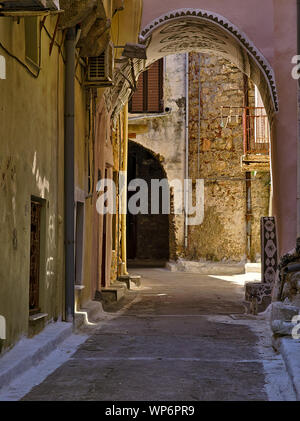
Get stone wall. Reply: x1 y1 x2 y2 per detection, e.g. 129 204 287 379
187 53 270 262
0 16 66 352
128 52 270 263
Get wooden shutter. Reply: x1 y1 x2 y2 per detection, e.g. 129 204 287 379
129 59 163 113
25 17 39 66
147 60 163 112
129 72 144 113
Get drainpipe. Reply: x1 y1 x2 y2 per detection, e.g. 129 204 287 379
245 172 252 262
117 115 122 277
243 75 252 262
64 28 76 322
197 56 201 177
297 0 300 236
184 53 189 249
121 103 128 275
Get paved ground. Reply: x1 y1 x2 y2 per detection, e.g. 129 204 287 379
21 269 296 401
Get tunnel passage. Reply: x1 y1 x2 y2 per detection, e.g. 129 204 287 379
127 141 170 265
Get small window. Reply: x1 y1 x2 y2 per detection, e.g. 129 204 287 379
25 17 39 67
129 59 163 113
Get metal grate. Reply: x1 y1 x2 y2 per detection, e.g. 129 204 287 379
86 44 114 85
29 201 41 314
88 54 106 81
243 107 270 155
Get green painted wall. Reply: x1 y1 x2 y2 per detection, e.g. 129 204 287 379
0 15 66 352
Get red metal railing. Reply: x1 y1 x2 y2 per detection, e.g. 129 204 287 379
243 107 270 155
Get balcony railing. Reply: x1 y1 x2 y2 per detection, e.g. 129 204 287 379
243 107 270 155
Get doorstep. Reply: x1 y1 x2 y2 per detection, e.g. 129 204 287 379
118 274 142 289
100 284 126 303
75 300 105 329
166 260 245 275
0 322 73 390
245 262 261 273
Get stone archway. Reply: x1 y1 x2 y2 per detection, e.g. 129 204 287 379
139 8 278 119
110 8 278 122
127 141 171 266
108 4 297 255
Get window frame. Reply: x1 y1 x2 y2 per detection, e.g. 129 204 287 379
24 16 40 69
129 58 164 114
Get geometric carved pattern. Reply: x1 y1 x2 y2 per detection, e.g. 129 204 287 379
139 8 278 113
244 216 278 314
261 216 278 286
110 9 279 128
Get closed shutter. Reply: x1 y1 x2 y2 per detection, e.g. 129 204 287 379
129 72 144 112
25 16 39 66
129 59 163 113
147 60 162 112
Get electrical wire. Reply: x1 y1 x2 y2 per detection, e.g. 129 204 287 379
0 15 44 78
0 15 88 79
0 40 40 78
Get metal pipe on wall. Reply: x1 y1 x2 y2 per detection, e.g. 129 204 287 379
197 56 201 177
245 171 252 262
243 75 253 262
117 115 122 278
64 27 76 322
121 103 129 275
184 52 189 249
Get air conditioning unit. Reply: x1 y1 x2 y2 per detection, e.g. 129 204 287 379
0 1 60 11
85 43 114 88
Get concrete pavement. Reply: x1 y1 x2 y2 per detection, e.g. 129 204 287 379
21 269 296 401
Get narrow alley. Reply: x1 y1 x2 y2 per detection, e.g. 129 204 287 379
17 270 295 401
0 0 300 406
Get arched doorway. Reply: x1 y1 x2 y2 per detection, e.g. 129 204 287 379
110 6 298 255
127 141 170 267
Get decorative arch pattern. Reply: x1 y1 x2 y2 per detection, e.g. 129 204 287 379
139 8 278 116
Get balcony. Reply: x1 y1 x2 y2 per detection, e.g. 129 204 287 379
241 107 270 172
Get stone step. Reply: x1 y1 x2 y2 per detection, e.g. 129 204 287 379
130 275 141 287
245 263 261 273
118 275 131 289
100 285 126 303
75 300 105 329
0 322 73 390
166 260 245 275
118 274 142 289
127 259 167 268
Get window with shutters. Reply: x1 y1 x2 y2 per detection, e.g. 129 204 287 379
25 16 39 67
129 59 164 113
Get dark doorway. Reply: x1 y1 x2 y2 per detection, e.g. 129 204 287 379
75 202 84 285
29 200 41 314
127 141 169 267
